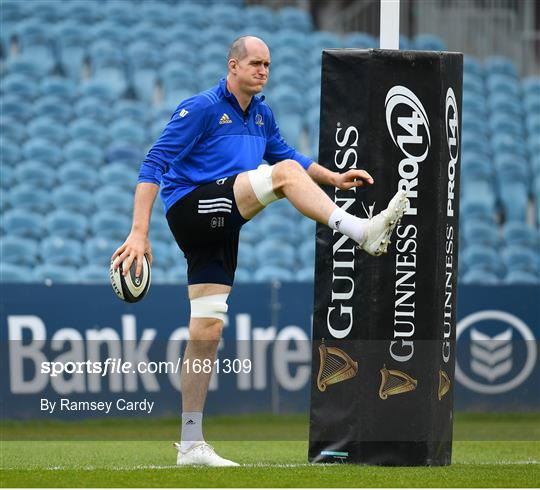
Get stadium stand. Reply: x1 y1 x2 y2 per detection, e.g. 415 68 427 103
0 0 538 285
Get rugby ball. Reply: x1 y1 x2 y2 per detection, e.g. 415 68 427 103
109 255 151 303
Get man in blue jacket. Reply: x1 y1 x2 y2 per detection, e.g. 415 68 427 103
112 36 408 466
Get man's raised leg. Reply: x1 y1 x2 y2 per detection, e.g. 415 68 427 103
234 160 408 256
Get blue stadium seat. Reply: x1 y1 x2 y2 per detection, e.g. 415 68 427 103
105 143 145 164
462 92 487 117
503 270 539 285
68 118 108 146
239 220 262 245
526 114 540 138
2 73 40 99
0 164 15 190
127 40 162 98
258 216 296 243
104 0 137 27
345 31 377 48
198 63 225 89
2 209 44 240
52 185 94 215
277 114 303 149
0 118 26 144
151 240 173 269
2 94 33 122
79 77 119 102
461 269 500 285
522 76 540 97
488 114 524 138
5 54 50 78
99 162 138 190
63 140 104 166
175 3 206 30
309 31 343 51
461 133 490 158
237 242 256 270
30 0 63 23
34 264 79 284
234 267 251 283
63 1 101 24
486 74 521 98
166 264 188 284
109 120 147 145
245 5 276 32
484 56 518 78
255 238 296 268
28 117 66 144
58 162 99 191
6 184 52 214
91 211 131 241
33 95 73 124
296 266 314 281
1 0 27 23
14 160 56 187
487 93 523 118
84 237 117 265
299 217 316 239
208 5 244 30
461 245 502 277
459 197 496 223
40 236 83 266
502 222 539 250
138 3 176 28
463 72 484 95
278 7 313 33
298 239 315 268
150 214 171 242
491 134 527 160
78 264 109 284
462 112 489 138
464 56 484 78
74 96 111 123
525 93 540 119
151 267 168 284
0 263 33 283
273 30 309 54
94 186 133 214
501 245 539 274
112 100 149 124
45 210 89 240
14 19 56 73
254 265 295 282
160 61 199 96
1 140 21 166
462 219 499 248
55 20 88 80
0 236 39 266
414 33 447 51
163 41 198 67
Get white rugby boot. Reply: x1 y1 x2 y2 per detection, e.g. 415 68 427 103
174 442 240 467
359 190 409 256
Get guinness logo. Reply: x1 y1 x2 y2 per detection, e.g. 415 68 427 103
379 366 417 400
438 369 451 400
317 341 358 392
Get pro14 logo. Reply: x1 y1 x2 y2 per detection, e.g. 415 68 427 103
455 310 537 394
445 87 459 217
385 86 431 216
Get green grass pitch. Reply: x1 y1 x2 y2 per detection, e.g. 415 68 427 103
1 413 538 487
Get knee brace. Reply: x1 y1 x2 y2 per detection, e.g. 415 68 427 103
190 293 229 322
247 164 279 206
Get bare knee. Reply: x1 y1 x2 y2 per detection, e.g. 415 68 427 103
189 317 223 342
272 159 305 195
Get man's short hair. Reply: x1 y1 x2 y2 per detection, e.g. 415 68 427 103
227 36 249 62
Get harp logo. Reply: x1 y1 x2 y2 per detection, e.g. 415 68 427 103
317 341 358 392
455 310 537 394
378 365 417 399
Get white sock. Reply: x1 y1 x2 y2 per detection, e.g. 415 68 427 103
180 412 204 452
328 207 368 244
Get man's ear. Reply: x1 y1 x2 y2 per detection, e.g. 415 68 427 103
228 58 237 73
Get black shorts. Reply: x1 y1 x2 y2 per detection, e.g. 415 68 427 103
166 175 247 286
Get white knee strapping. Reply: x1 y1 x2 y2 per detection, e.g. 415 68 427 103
248 164 279 206
190 293 229 322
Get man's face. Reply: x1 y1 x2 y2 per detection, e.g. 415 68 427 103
231 41 271 95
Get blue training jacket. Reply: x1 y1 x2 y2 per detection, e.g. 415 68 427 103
138 78 314 213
